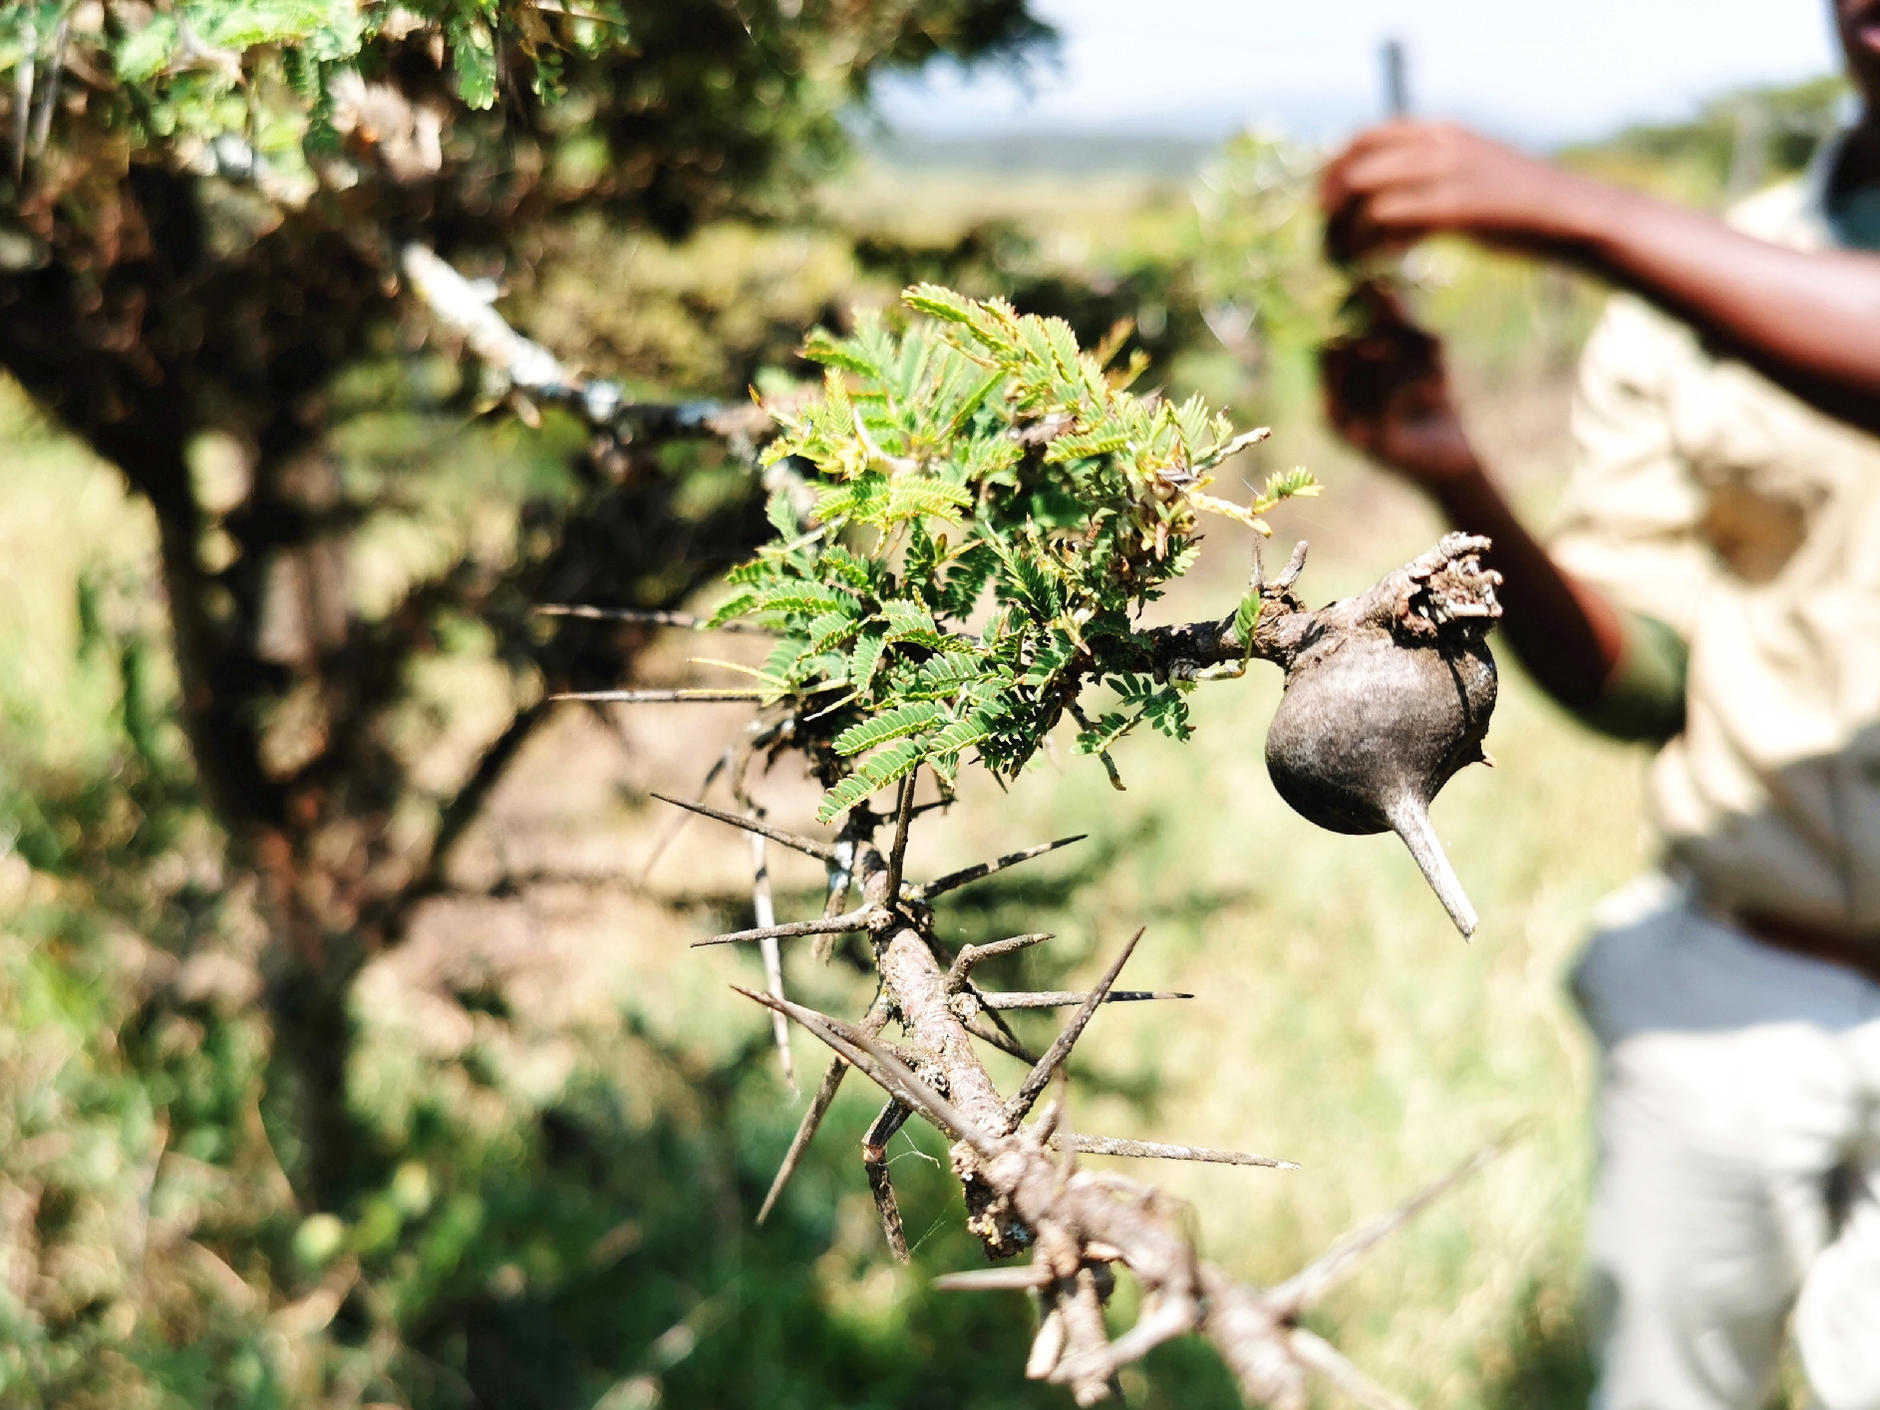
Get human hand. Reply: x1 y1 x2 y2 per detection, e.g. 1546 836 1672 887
1319 282 1480 489
1320 120 1590 264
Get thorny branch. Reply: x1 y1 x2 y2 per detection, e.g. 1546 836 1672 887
1145 532 1501 682
976 989 1192 1010
396 243 771 448
535 603 776 634
136 134 772 459
582 535 1510 1406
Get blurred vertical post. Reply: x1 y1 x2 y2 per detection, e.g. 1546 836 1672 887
1382 38 1410 119
1726 95 1771 201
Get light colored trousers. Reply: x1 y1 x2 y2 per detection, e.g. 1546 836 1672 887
1570 874 1880 1410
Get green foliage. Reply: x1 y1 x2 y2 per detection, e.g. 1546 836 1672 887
1 1 1052 241
1188 132 1343 370
3 0 505 195
1234 591 1263 665
1560 74 1851 202
719 285 1315 821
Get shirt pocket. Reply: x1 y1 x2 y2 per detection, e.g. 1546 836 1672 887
1669 362 1854 586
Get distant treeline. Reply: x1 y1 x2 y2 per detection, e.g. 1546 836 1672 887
1557 74 1850 195
863 128 1224 177
867 73 1853 186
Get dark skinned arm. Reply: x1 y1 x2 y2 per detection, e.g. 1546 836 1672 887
1319 334 1629 713
1321 121 1880 432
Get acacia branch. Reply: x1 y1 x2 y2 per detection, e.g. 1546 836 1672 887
862 1099 915 1262
725 832 1487 1407
396 243 771 445
732 986 994 1155
675 539 1508 1405
884 773 918 900
1144 531 1502 680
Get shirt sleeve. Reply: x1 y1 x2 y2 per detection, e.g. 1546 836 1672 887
1548 293 1713 741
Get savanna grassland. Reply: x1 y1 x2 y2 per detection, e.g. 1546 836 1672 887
0 91 1824 1407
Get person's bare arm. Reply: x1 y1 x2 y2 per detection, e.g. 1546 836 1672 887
1319 322 1627 711
1322 122 1880 428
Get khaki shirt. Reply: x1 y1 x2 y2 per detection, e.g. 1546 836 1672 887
1550 142 1880 937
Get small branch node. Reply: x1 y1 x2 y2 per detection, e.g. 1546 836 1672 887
945 932 1055 991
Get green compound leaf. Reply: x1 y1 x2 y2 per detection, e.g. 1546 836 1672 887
1047 426 1130 462
705 589 758 629
832 702 947 756
1234 591 1262 661
1140 685 1193 741
114 19 180 83
751 582 849 617
849 632 888 699
901 283 981 327
885 476 973 523
881 601 970 654
449 18 499 109
926 708 998 758
802 327 883 378
766 489 801 539
1021 629 1078 687
808 611 862 653
1257 466 1322 506
898 654 1005 701
816 472 890 526
819 545 877 592
818 739 926 823
998 545 1063 622
1073 710 1132 755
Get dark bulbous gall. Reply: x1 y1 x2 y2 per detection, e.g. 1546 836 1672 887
1264 591 1498 938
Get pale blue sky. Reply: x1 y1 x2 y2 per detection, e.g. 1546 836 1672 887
876 0 1846 145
